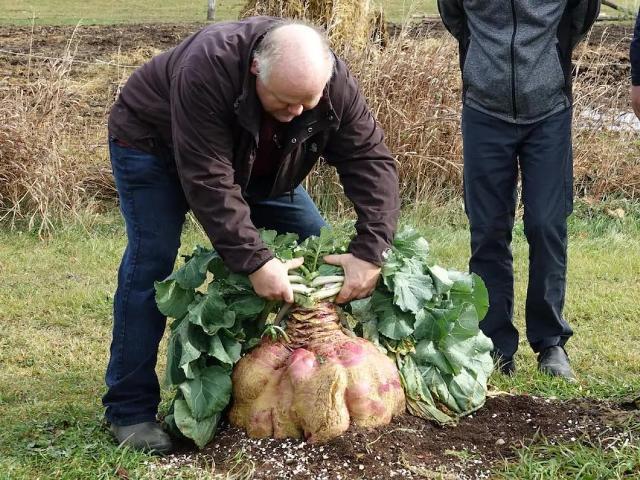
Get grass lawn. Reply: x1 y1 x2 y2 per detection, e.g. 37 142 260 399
0 201 639 478
0 0 438 25
0 0 637 25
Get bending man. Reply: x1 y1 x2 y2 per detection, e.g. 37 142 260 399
104 18 399 453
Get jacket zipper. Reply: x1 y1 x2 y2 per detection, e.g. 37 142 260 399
510 0 518 120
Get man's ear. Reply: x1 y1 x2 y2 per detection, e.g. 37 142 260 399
250 58 259 76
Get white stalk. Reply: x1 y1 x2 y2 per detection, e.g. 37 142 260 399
311 285 342 301
288 275 306 284
310 275 345 288
291 284 314 295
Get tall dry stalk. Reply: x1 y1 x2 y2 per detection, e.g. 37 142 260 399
571 29 640 199
306 32 463 213
0 53 87 236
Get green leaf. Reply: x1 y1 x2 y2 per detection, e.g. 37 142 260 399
172 247 219 289
419 307 455 342
259 229 278 245
398 356 454 425
391 268 434 313
316 263 344 277
155 280 195 319
440 333 493 377
207 256 229 281
347 298 380 345
179 365 232 421
427 265 454 295
471 273 489 321
244 337 262 351
296 225 351 272
227 295 266 321
263 230 299 260
173 399 220 449
187 291 235 335
349 297 372 318
448 333 494 384
449 272 489 321
448 270 473 293
420 365 460 413
166 326 187 386
371 291 414 340
450 303 480 339
448 368 489 414
208 334 242 365
414 339 456 375
378 314 413 341
175 319 203 379
391 227 430 262
413 309 439 341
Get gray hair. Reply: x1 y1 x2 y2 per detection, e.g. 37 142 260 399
253 20 335 85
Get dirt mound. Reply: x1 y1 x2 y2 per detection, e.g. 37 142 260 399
163 394 637 479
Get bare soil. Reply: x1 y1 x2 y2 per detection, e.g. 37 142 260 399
0 19 633 59
161 394 638 479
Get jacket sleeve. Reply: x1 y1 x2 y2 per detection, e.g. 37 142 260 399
568 0 600 48
437 0 465 41
631 9 640 86
171 66 274 274
323 59 400 267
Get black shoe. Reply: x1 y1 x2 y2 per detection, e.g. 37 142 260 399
110 421 173 455
492 352 515 376
537 346 576 382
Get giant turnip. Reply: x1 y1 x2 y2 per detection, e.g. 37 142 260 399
229 302 405 443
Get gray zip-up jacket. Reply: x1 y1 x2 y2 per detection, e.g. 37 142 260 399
438 0 600 124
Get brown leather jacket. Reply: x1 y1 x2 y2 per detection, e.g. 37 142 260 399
108 17 400 274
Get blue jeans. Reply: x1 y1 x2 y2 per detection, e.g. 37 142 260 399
103 138 326 426
461 105 574 359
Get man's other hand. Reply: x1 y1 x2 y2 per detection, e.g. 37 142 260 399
632 86 640 120
322 253 380 304
249 257 304 303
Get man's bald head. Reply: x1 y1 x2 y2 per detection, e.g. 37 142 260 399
253 21 335 89
251 21 335 122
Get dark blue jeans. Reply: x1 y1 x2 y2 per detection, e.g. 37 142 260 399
103 138 326 426
461 105 574 359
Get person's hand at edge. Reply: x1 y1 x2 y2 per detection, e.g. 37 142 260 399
322 253 380 304
249 257 304 303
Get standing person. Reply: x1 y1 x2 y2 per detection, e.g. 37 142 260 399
631 7 640 119
105 17 400 453
437 0 600 378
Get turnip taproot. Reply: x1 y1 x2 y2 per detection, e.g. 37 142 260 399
229 302 405 442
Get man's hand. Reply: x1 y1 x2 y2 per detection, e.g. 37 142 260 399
323 253 380 304
249 257 304 303
632 86 640 120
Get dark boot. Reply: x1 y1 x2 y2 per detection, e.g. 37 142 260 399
492 351 516 376
537 346 576 381
110 421 173 455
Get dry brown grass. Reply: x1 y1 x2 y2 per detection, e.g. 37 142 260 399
0 23 637 234
305 33 462 214
571 31 640 198
0 53 88 235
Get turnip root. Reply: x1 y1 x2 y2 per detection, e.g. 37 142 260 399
229 302 406 443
